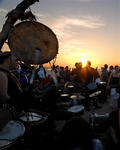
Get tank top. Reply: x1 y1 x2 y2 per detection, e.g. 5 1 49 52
110 77 120 89
0 68 22 99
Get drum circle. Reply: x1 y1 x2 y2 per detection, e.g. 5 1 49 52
0 120 25 150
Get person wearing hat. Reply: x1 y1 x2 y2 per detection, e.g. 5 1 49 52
0 51 23 112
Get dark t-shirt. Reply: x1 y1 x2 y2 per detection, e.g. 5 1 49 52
82 67 96 84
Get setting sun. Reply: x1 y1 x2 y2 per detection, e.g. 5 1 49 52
81 58 88 67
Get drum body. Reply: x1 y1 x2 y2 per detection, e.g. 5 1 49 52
18 109 49 147
0 120 25 150
97 82 107 103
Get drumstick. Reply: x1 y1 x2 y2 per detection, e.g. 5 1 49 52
30 48 41 84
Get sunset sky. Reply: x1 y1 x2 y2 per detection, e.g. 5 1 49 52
0 0 120 69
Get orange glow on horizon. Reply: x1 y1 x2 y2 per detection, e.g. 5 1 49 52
80 58 88 67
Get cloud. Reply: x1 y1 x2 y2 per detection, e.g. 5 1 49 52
73 0 100 2
73 0 96 2
55 16 104 29
0 8 8 16
45 15 104 54
34 13 47 18
75 0 93 1
51 16 104 38
73 0 106 2
31 13 105 57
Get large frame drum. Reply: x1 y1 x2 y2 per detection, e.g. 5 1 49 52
8 21 59 65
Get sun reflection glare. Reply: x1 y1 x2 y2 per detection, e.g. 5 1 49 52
81 58 87 67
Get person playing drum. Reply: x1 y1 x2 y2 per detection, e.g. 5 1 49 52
0 51 23 113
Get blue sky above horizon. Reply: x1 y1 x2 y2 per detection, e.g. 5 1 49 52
0 0 120 68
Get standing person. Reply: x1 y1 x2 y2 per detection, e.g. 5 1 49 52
64 66 71 83
19 63 30 91
107 65 120 91
55 65 61 83
81 60 97 84
106 65 120 108
101 64 109 82
37 65 50 88
81 60 101 110
71 62 83 83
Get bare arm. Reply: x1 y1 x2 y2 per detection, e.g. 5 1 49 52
0 72 10 99
107 73 112 86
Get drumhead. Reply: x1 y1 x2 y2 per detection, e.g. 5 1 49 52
8 21 58 65
99 82 106 85
19 112 43 122
0 120 25 148
70 95 77 100
70 95 85 100
61 94 69 97
68 105 84 113
89 91 101 98
67 85 74 88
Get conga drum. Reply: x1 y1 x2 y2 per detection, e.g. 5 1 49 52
97 82 107 103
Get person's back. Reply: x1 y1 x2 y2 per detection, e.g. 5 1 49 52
81 60 96 84
72 62 83 83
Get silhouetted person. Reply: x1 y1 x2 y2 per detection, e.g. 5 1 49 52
101 64 108 82
81 60 96 84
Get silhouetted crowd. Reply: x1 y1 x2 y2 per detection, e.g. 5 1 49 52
0 51 120 150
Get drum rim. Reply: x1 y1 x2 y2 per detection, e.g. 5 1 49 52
67 105 85 113
0 140 13 150
61 93 70 97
